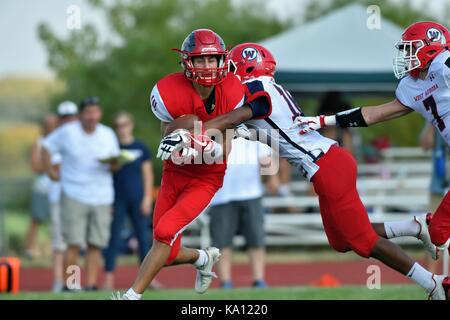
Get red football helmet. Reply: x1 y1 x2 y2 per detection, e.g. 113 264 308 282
393 21 450 79
174 29 228 86
228 43 276 81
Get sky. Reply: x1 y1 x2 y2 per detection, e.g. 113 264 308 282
0 0 447 78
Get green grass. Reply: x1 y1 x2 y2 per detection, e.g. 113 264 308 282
1 285 425 300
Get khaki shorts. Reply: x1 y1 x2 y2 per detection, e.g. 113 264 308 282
61 193 112 248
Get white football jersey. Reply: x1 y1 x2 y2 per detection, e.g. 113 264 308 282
396 50 450 145
244 76 337 180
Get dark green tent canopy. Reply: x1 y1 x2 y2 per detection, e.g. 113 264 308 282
260 4 404 93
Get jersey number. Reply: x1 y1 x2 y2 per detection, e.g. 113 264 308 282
273 83 303 117
423 95 446 132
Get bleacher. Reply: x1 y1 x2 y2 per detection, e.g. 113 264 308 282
183 147 435 249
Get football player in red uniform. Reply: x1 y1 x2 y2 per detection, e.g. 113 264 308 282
200 41 450 299
294 21 450 262
112 29 265 300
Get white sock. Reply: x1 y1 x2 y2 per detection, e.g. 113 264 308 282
124 288 142 300
384 219 420 239
193 249 209 268
406 262 435 293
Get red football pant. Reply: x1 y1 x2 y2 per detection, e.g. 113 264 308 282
153 170 220 265
429 191 450 246
312 146 379 258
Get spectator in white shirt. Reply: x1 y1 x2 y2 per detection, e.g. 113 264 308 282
48 100 79 293
42 96 120 291
208 138 272 289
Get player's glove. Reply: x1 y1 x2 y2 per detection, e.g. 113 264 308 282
233 123 252 140
291 115 336 135
157 129 192 160
171 145 199 164
191 134 223 160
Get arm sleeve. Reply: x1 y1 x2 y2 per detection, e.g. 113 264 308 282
150 84 174 122
244 80 272 119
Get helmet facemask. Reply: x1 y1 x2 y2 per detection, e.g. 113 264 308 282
393 39 424 79
227 59 247 81
185 54 227 87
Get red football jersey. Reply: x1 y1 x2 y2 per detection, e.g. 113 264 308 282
150 72 245 185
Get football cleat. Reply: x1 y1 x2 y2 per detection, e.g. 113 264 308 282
414 213 439 260
428 275 450 300
443 276 450 300
195 247 221 294
110 291 128 300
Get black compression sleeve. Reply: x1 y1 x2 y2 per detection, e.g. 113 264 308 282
247 96 271 119
335 107 368 128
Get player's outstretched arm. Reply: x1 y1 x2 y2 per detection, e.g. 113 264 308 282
292 99 413 134
202 105 253 133
360 99 413 125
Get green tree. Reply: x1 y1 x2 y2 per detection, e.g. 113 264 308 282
38 0 291 181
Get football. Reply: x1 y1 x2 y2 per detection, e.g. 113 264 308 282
164 114 200 135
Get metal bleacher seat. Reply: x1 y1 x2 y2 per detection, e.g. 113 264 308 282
183 147 434 248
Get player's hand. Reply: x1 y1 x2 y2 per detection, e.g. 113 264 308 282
179 146 199 159
157 129 192 160
291 115 326 135
170 145 199 165
233 123 252 140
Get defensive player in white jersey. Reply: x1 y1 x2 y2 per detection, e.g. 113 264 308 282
192 42 450 299
294 21 450 263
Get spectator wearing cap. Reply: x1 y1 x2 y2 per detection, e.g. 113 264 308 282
103 112 155 290
47 101 78 293
42 97 121 291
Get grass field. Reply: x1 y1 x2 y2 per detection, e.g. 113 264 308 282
1 285 426 300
